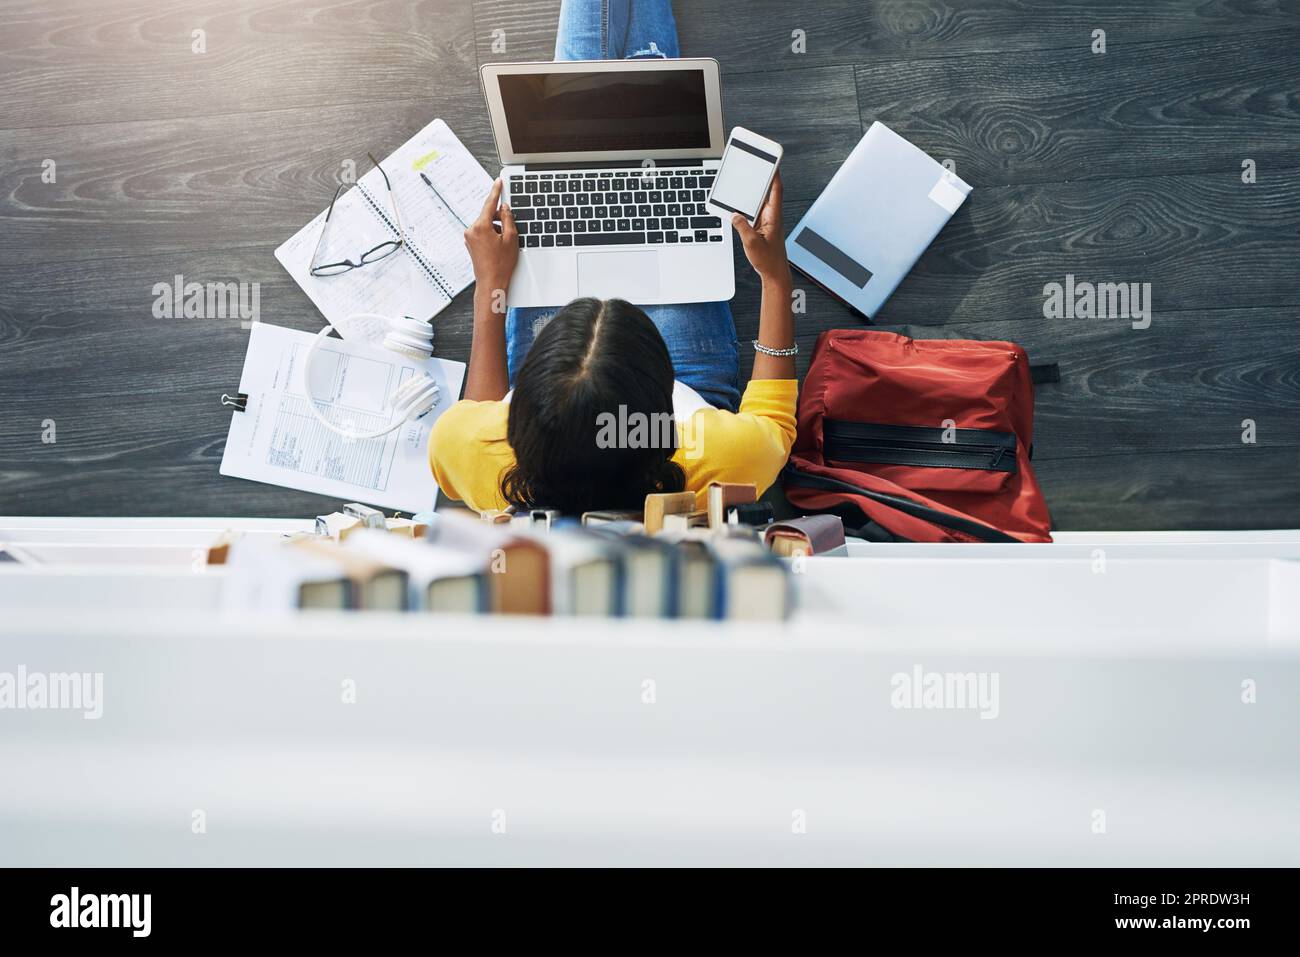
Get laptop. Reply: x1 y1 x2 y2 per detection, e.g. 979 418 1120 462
480 59 734 307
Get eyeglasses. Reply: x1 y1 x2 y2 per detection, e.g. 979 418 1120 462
309 153 406 277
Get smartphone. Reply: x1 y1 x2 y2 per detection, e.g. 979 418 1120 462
707 126 783 223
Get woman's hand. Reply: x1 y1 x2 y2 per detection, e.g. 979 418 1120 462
464 178 518 297
735 171 796 381
463 179 515 401
731 170 790 287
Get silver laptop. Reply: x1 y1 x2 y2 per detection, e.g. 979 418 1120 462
480 59 734 307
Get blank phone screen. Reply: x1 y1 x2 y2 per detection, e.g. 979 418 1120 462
710 139 778 218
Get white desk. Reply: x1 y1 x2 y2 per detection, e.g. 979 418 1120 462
2 612 1297 866
2 517 1298 866
4 517 1300 637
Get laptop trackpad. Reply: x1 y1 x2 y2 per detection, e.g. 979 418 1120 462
576 251 660 301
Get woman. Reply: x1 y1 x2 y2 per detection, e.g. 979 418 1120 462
429 0 798 516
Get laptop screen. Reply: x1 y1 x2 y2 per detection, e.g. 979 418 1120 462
498 69 711 155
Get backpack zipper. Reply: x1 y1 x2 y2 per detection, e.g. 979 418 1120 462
823 420 1018 473
781 464 1020 543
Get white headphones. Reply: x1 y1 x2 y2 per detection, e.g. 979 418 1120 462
303 314 440 441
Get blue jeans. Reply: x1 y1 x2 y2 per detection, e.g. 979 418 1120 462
505 0 741 412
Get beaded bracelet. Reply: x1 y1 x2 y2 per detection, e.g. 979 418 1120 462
752 339 799 357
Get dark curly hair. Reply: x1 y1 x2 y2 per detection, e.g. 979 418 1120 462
501 298 686 515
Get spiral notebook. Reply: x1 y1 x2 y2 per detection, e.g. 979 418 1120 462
275 118 494 325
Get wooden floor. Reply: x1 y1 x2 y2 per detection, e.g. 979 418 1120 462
2 0 1298 528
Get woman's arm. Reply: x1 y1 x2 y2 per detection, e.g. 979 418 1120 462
731 171 796 381
462 178 518 401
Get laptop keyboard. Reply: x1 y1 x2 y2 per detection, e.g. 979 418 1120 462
506 169 724 249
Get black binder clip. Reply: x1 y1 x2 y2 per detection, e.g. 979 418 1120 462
221 392 248 412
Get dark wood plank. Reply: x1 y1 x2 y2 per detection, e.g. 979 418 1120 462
472 0 561 64
0 246 477 518
0 69 850 267
722 67 863 205
0 62 859 261
860 168 1300 324
0 96 499 267
1034 445 1300 530
675 0 1300 74
0 250 480 376
0 59 859 317
0 246 478 396
0 0 478 130
0 456 344 518
854 32 1300 185
471 0 1300 74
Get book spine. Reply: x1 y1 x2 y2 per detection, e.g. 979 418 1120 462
357 183 454 302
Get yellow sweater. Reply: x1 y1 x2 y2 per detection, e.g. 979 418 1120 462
429 378 799 513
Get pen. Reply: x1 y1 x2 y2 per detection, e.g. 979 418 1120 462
420 172 468 229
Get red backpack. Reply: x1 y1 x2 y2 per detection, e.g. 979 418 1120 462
784 329 1053 543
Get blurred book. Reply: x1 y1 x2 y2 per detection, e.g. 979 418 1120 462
672 537 720 619
316 511 428 542
587 523 678 617
764 515 847 557
707 482 757 529
203 530 242 565
0 543 42 565
425 511 550 615
289 538 409 611
657 525 790 620
344 529 486 613
385 517 427 538
220 507 792 620
532 531 622 617
710 535 793 620
581 509 644 529
222 539 352 611
644 491 698 535
316 512 364 542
